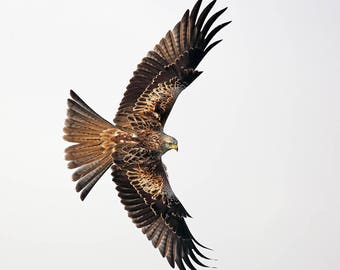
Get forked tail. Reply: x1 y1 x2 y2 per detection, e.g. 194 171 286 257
64 90 115 200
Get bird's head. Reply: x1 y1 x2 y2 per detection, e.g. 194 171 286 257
161 134 178 154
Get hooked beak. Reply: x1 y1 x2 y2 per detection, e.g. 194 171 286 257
169 144 178 152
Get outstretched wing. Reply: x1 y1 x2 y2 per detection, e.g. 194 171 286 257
114 0 231 131
112 161 211 270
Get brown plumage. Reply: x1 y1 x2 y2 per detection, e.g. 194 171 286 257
63 0 230 269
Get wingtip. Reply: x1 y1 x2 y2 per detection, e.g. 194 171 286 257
190 0 203 23
221 7 228 13
193 238 214 251
195 0 203 7
209 0 217 9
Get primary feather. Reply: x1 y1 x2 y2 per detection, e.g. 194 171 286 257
64 1 230 269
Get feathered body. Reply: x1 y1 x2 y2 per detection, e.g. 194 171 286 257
63 1 230 269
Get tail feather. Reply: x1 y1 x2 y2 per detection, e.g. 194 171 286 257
75 156 112 192
69 89 106 118
64 90 115 200
65 145 102 161
63 126 100 136
73 156 108 182
65 142 102 155
65 117 102 130
67 152 105 169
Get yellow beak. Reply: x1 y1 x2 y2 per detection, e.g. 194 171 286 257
169 144 178 151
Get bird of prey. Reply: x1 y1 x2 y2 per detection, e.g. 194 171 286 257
63 0 230 269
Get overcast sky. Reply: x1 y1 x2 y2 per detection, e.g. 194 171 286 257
1 0 339 269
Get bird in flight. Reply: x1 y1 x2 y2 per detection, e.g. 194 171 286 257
63 0 230 269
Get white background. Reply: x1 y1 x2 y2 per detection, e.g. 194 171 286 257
1 0 339 269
